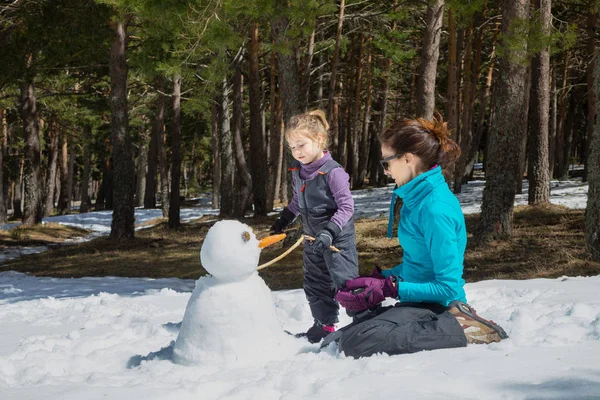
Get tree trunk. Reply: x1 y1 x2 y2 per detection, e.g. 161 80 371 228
168 74 182 228
583 8 598 182
158 93 169 218
109 20 135 239
356 33 373 188
372 58 392 187
416 0 444 120
211 100 221 209
219 76 234 217
549 66 557 179
555 51 570 179
271 5 306 203
562 92 576 178
454 18 475 193
351 31 365 187
79 129 92 214
303 26 316 107
327 0 345 159
144 78 163 209
476 0 529 242
13 157 23 219
446 9 459 141
20 77 43 226
527 0 551 205
585 55 600 260
67 139 75 206
517 66 532 195
57 130 69 214
267 47 281 207
465 23 499 181
95 155 112 211
0 108 6 224
43 119 59 216
248 23 268 216
232 56 252 218
135 133 148 208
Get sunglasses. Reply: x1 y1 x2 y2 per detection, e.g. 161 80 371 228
379 154 403 171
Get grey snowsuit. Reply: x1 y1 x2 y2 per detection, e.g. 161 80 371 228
290 159 359 325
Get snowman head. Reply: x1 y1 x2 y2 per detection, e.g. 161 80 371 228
200 220 285 281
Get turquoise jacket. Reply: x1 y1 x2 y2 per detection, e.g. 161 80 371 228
384 166 467 306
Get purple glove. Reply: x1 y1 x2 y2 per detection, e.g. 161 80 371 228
335 276 397 312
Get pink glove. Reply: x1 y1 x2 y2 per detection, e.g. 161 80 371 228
335 276 397 312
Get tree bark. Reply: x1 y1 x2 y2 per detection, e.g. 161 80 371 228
0 108 7 224
416 0 444 120
12 157 23 219
232 57 252 218
136 132 148 208
527 0 551 205
20 77 43 226
549 65 557 179
583 8 598 182
267 47 281 207
371 57 392 187
43 119 59 216
327 0 345 159
350 31 365 187
465 34 497 180
446 9 459 142
585 53 600 260
109 20 135 239
555 51 570 179
79 128 92 213
158 92 169 218
476 0 529 242
248 23 268 215
168 74 182 228
211 100 221 209
356 33 373 188
303 26 316 107
219 76 234 217
57 129 70 215
454 18 475 193
144 78 164 209
271 4 306 203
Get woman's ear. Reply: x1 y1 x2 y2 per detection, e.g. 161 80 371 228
404 153 415 165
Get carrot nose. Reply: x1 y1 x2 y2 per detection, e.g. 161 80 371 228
258 233 286 249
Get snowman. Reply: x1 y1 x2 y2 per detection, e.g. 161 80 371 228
172 220 296 365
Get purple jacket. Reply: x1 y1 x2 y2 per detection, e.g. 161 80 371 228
287 152 354 230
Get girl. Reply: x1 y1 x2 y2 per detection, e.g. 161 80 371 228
271 110 358 344
334 116 507 358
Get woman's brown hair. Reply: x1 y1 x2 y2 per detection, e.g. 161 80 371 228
378 114 460 170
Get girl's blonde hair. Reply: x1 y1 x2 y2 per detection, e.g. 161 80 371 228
285 109 330 150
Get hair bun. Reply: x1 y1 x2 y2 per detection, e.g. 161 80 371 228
417 114 452 152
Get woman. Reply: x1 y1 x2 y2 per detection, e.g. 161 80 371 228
333 116 508 358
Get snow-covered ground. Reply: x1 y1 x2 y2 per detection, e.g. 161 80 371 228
1 178 598 400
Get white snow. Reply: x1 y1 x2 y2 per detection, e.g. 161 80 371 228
173 221 295 365
0 177 598 399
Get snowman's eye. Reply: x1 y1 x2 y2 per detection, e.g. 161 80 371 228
241 231 251 242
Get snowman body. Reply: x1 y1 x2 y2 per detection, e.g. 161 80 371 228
172 220 294 364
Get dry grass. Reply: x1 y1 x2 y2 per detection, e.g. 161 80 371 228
1 205 599 291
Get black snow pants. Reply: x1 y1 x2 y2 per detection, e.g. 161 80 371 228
332 302 467 358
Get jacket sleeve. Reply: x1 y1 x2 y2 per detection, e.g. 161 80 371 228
327 167 354 230
286 173 300 216
397 205 465 304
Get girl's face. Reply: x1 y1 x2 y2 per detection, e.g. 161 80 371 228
380 144 421 187
288 132 325 164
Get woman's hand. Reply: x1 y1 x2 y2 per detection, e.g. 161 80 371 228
335 276 397 312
